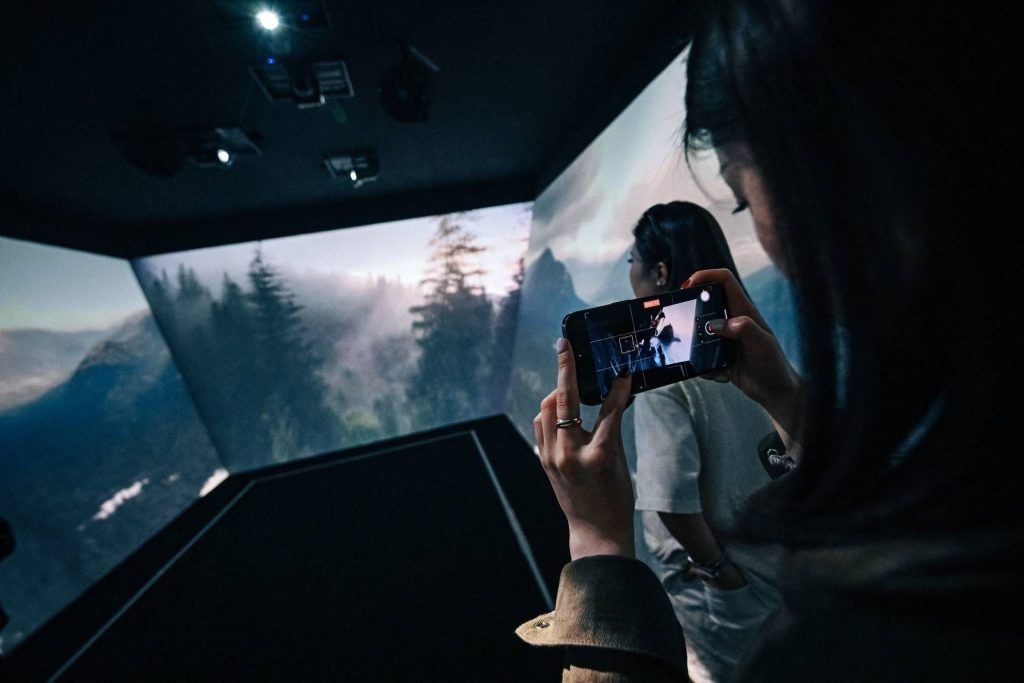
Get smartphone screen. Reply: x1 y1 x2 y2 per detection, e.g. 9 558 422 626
562 283 728 405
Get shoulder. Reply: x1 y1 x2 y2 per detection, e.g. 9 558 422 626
634 382 691 420
685 378 774 427
636 382 689 408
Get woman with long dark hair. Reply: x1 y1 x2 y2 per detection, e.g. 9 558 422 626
519 2 1020 679
629 201 781 682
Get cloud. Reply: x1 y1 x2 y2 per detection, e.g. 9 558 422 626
92 479 149 521
528 152 604 264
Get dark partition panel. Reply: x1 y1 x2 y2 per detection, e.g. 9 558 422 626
7 416 568 681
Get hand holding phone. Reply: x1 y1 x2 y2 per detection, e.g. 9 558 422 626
533 339 635 560
683 269 805 456
562 282 730 405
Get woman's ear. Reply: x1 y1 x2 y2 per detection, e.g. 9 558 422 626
654 262 669 289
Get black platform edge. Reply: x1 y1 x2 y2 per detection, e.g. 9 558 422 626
6 413 566 682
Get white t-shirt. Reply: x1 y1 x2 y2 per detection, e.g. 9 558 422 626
633 378 779 583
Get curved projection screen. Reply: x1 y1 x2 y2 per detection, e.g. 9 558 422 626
132 205 531 472
0 236 225 650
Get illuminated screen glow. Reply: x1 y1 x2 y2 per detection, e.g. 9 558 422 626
132 204 531 471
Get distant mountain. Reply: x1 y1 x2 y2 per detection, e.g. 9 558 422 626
0 328 106 411
518 248 589 334
562 247 634 306
0 312 222 648
3 313 170 428
504 248 588 438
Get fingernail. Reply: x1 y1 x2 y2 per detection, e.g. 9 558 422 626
555 337 567 353
707 319 724 334
680 277 692 289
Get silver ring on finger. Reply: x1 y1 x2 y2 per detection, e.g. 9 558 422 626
555 417 583 429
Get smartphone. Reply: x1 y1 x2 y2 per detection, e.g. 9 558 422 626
562 282 729 405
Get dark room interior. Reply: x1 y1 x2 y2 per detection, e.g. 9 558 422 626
4 1 1018 681
1 1 697 679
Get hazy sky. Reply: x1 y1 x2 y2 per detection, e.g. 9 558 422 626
0 236 148 331
134 203 532 300
527 50 770 298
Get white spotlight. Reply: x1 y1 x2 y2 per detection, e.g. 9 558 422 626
256 10 280 31
216 149 232 164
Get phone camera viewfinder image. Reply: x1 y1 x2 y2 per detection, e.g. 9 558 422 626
564 283 728 404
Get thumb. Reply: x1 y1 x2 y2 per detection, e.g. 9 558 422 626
593 374 631 438
705 315 766 342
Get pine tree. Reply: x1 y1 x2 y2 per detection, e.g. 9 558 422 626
486 256 525 412
176 264 206 304
145 270 179 347
408 215 494 427
147 270 174 319
245 249 340 462
209 274 262 461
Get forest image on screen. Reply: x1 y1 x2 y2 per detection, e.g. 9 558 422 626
133 205 530 472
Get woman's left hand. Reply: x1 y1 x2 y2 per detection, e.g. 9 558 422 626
705 560 748 590
534 338 635 561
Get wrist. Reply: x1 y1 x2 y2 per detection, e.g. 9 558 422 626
762 371 802 417
761 376 805 454
569 529 635 561
686 552 729 581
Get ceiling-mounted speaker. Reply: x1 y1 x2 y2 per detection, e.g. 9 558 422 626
379 44 440 123
112 123 185 178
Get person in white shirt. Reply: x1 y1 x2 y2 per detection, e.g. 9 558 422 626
627 201 781 682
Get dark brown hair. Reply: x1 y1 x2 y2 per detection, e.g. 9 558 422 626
684 1 1018 544
633 200 741 291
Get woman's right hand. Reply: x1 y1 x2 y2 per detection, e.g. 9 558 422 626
533 339 636 561
683 268 805 451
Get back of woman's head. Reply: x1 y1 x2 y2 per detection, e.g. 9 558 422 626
633 201 740 290
684 1 1019 543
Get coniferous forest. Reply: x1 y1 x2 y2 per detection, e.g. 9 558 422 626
139 214 524 471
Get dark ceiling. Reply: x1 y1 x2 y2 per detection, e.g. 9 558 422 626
1 1 691 258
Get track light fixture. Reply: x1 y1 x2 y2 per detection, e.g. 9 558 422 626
255 9 281 31
214 0 331 31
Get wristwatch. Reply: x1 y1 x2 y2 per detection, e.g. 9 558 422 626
687 553 729 581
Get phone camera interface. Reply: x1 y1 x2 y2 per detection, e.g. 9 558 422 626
584 289 725 399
